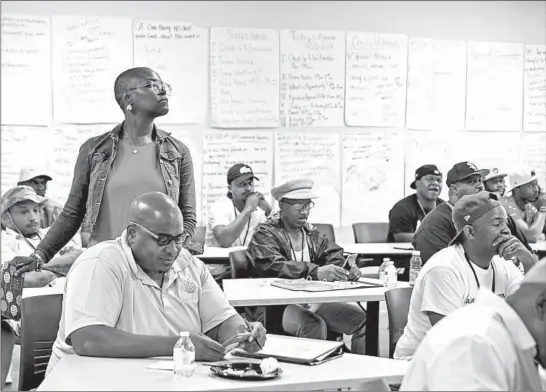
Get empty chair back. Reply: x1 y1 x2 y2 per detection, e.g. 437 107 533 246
384 287 413 358
19 293 63 391
352 222 389 243
312 223 336 243
192 226 206 247
229 249 251 279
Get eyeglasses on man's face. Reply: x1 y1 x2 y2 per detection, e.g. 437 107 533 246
124 80 172 97
130 221 187 246
283 200 315 211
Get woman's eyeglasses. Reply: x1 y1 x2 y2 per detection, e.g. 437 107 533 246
130 221 187 246
124 81 172 97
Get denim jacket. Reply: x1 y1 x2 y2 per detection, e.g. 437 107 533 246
37 122 196 261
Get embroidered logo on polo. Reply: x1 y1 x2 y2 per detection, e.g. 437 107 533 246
179 277 198 303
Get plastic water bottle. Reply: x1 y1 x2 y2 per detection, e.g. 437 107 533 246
385 260 398 289
379 258 390 284
409 251 422 287
173 332 195 377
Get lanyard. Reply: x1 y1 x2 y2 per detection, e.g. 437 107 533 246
233 206 251 246
284 229 305 262
464 252 496 292
417 198 435 218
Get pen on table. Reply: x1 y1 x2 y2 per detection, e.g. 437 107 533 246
243 318 263 350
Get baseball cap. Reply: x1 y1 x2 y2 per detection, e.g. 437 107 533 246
227 163 259 184
505 171 538 193
410 164 442 189
446 161 489 187
483 167 508 183
271 178 318 201
1 185 47 216
18 166 52 183
449 191 503 245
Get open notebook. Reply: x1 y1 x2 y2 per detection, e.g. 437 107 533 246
231 334 344 366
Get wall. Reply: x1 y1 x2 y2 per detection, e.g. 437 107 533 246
2 1 545 244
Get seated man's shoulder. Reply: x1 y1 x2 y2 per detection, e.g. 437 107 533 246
44 197 63 209
417 203 451 230
70 241 128 275
391 194 417 210
421 246 462 274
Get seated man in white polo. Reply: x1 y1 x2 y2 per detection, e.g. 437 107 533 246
205 163 272 248
502 171 546 243
247 178 366 354
45 192 266 375
395 191 536 360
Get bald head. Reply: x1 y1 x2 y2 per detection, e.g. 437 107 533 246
128 191 183 234
114 67 155 106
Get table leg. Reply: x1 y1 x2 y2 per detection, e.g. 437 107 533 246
362 301 379 356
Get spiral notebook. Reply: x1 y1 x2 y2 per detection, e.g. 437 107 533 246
231 334 344 366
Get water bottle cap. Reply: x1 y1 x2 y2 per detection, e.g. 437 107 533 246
383 258 390 262
412 250 420 256
179 331 189 337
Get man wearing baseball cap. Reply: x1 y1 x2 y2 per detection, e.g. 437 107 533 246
247 178 367 354
502 171 546 243
387 164 444 242
413 161 531 263
401 257 546 391
395 191 536 360
1 186 81 287
483 167 508 197
205 163 273 248
17 165 63 229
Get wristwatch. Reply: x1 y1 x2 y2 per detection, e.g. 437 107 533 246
31 252 45 272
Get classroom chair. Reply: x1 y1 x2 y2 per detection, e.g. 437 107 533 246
384 287 413 358
311 223 336 243
352 222 389 243
18 294 63 391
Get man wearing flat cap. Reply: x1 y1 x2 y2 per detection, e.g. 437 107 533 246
483 167 508 197
17 165 63 229
502 171 546 243
387 164 444 242
1 186 81 288
413 161 531 264
395 191 536 360
247 178 367 354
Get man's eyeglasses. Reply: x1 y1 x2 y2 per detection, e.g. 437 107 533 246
130 221 187 246
124 81 172 97
458 176 483 186
282 200 315 211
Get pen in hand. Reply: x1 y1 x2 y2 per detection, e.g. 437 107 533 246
243 318 263 350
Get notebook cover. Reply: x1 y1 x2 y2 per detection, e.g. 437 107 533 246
1 263 24 321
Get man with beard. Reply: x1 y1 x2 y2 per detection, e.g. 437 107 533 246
413 162 533 268
246 179 367 354
502 171 546 243
395 192 535 360
483 167 508 197
205 163 273 248
16 165 63 229
387 165 444 242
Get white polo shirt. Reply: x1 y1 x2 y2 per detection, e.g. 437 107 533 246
394 244 523 360
46 230 237 375
205 196 267 247
400 289 544 391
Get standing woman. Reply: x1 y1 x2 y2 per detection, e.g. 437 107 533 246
12 67 196 274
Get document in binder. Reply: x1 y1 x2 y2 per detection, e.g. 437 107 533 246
231 334 344 366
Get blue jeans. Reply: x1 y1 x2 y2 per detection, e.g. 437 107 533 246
282 303 367 354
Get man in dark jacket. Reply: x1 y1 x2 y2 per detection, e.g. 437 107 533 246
247 178 367 354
